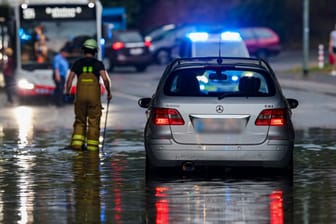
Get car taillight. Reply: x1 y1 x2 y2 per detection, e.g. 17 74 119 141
144 40 151 48
151 108 185 125
112 41 124 50
255 109 287 126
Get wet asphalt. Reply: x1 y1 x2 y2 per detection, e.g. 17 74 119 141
0 51 334 223
270 50 336 96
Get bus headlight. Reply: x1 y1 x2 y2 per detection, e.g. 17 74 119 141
88 2 95 8
18 79 34 90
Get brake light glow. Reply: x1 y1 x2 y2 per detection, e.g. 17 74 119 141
112 41 124 50
152 108 185 125
255 109 287 126
145 40 151 47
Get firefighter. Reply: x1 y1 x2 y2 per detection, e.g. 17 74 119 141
65 39 112 151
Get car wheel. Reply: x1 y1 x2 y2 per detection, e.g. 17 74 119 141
145 154 159 178
136 65 147 72
155 49 171 65
286 154 294 175
279 153 293 177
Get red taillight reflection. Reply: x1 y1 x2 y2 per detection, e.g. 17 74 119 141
152 108 185 125
156 199 169 224
270 190 284 224
112 41 124 50
255 109 286 126
155 186 170 224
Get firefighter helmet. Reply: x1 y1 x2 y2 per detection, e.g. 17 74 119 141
82 39 98 50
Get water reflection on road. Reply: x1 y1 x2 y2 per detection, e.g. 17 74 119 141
145 171 292 224
294 128 336 224
0 127 335 223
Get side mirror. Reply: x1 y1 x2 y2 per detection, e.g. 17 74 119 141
138 97 151 108
287 98 299 109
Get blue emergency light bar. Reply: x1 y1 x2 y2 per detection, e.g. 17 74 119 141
187 31 242 42
221 31 242 41
187 32 209 41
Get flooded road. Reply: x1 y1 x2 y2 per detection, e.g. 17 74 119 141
0 125 335 223
0 128 146 224
0 63 336 223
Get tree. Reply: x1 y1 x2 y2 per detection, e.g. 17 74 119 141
100 0 336 48
100 0 156 28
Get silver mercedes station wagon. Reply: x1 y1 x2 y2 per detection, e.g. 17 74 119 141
138 57 298 174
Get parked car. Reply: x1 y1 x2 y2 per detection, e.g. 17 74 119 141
146 24 251 64
138 57 298 175
177 30 249 58
238 27 281 59
103 30 152 72
145 24 197 64
144 24 176 43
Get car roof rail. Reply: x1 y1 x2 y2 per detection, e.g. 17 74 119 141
169 57 274 73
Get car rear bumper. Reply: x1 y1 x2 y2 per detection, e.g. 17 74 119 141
109 54 152 66
16 85 54 96
250 45 282 56
145 139 293 169
267 46 281 56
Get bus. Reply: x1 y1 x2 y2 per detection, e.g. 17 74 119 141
101 7 126 59
6 0 104 99
102 7 126 33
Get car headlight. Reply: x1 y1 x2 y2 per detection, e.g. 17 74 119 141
18 79 34 90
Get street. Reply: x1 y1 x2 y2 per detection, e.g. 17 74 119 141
0 56 336 223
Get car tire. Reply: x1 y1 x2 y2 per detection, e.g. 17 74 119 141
286 154 294 176
145 154 159 178
155 49 171 65
278 153 293 177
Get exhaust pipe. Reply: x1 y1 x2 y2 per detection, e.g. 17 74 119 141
182 161 195 172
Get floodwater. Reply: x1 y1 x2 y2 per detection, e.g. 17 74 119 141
0 125 336 223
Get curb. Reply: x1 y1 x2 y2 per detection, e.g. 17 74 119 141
279 78 336 96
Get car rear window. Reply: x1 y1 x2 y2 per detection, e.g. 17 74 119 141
191 41 249 57
179 37 249 58
117 31 143 42
238 29 254 40
164 67 276 97
254 28 275 38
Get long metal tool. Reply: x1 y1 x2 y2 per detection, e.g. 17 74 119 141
101 99 110 155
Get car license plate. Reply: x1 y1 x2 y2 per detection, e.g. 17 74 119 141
130 48 143 55
193 118 245 133
36 88 53 94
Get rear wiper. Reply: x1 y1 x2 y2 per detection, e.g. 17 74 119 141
218 92 241 100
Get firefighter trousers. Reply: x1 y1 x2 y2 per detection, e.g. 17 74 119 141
70 73 102 151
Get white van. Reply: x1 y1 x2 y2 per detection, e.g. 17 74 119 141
177 31 250 58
